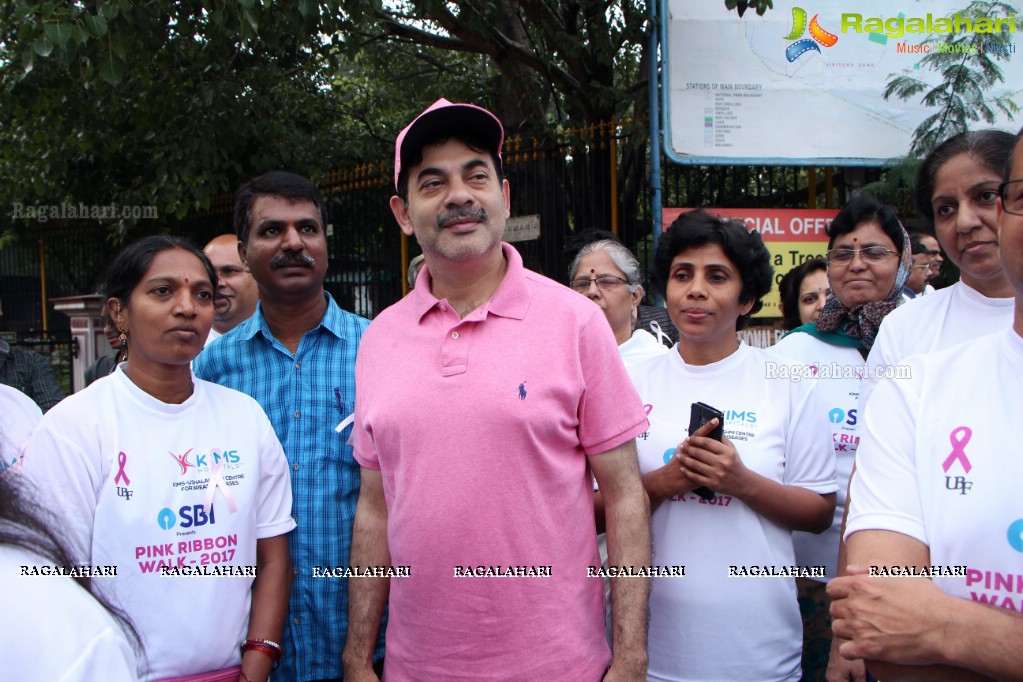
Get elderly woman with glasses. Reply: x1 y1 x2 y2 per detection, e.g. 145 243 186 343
770 193 911 682
609 209 835 682
568 240 669 366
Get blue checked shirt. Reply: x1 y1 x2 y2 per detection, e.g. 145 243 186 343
194 293 385 681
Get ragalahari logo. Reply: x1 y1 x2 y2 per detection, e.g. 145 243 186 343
784 7 839 62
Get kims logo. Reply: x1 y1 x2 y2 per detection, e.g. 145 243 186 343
784 7 838 62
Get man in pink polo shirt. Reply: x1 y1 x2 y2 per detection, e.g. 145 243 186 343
342 99 652 681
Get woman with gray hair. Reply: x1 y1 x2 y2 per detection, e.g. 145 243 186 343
569 239 669 366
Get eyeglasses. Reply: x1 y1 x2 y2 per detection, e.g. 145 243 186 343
826 246 898 264
911 264 932 271
569 275 630 292
999 179 1023 216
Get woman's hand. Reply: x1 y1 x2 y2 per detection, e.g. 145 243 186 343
678 418 752 498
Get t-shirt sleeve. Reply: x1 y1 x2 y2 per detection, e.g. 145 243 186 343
858 316 899 417
20 419 101 563
577 311 649 455
255 415 297 539
60 624 139 682
783 377 838 493
845 360 926 544
351 348 380 469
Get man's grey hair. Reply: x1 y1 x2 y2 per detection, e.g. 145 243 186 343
568 239 642 293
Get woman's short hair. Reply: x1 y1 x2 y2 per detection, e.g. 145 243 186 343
827 194 905 255
105 236 217 305
778 258 828 331
914 129 1017 223
568 239 642 293
653 210 773 331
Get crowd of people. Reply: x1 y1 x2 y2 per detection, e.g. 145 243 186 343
2 99 1022 682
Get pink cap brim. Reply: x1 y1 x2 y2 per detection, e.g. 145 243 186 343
394 98 505 190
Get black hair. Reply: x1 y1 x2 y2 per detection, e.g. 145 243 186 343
778 258 828 331
233 171 328 245
914 129 1017 222
827 194 905 254
104 236 217 306
0 472 142 654
1006 124 1023 181
653 209 773 331
396 132 504 203
910 234 930 255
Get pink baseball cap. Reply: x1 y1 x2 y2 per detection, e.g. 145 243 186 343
394 98 505 191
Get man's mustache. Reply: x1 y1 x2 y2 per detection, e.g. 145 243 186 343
436 206 488 230
270 252 315 269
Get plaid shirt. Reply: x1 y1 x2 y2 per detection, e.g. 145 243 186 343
0 338 64 412
194 293 384 681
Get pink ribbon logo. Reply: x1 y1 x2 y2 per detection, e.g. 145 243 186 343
643 404 653 416
203 462 238 516
941 426 973 474
114 451 130 486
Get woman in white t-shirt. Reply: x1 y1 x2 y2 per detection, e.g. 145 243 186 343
861 129 1018 407
568 239 670 366
626 210 837 682
3 468 139 681
22 236 295 682
770 194 911 682
777 258 829 331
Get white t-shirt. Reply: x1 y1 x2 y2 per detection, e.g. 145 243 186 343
861 281 1014 409
619 328 669 368
848 330 1023 611
1 384 42 476
21 369 296 681
203 327 223 347
627 344 836 682
769 332 860 582
4 546 138 681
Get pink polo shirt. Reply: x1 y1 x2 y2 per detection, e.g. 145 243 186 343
353 243 648 681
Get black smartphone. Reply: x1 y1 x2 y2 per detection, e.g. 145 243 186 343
687 402 724 501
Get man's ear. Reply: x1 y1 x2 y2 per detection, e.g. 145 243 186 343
390 196 415 237
238 239 250 272
107 298 123 330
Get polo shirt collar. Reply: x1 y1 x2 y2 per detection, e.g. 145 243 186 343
241 291 346 342
412 242 531 321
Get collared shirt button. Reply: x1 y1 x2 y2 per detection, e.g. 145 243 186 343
293 617 300 625
292 463 299 471
294 411 301 419
451 331 460 339
439 304 447 311
295 362 301 370
293 567 299 575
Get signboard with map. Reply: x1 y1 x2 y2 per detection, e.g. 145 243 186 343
663 0 1021 163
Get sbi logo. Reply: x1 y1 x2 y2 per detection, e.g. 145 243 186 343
828 408 857 426
723 410 756 424
157 504 217 531
1008 519 1023 553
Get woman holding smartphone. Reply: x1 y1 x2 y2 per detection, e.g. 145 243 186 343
22 236 295 682
625 210 836 682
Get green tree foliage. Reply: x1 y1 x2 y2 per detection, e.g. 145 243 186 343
0 0 357 239
883 1 1020 157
